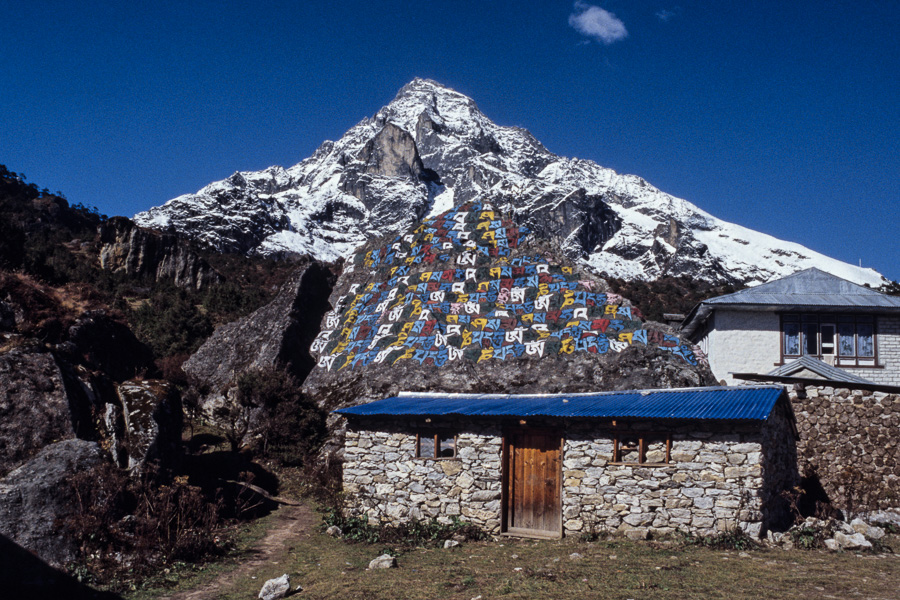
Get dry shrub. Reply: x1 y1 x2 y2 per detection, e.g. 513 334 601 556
64 463 226 585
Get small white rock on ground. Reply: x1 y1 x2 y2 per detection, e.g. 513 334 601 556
368 554 397 569
259 574 292 600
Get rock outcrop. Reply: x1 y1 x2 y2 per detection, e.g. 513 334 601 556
0 439 104 568
184 261 336 413
98 216 222 290
303 201 715 437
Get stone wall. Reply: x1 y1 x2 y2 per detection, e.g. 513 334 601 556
343 420 504 532
790 384 900 512
561 403 796 538
855 316 900 386
342 410 797 538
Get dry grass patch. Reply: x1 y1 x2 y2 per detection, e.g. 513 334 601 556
127 503 900 600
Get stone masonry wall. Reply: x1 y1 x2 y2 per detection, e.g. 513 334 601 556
790 384 900 512
343 411 797 538
561 405 796 539
343 420 504 532
856 316 900 386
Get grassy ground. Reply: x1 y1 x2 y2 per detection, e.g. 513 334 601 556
127 503 900 600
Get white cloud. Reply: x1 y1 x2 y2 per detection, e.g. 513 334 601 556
568 2 628 45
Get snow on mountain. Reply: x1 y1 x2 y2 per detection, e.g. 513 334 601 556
134 78 885 287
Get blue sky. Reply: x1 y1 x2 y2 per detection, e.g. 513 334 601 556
2 1 898 281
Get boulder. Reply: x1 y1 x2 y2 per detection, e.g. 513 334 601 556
368 554 397 569
850 518 885 540
65 311 155 382
0 440 104 567
112 380 182 470
184 261 335 416
258 573 292 600
303 202 715 431
0 349 80 476
833 531 872 551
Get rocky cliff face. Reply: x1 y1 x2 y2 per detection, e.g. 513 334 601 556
302 202 715 430
98 216 222 290
135 78 884 287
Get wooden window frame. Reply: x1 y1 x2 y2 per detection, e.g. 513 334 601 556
415 432 458 460
779 313 879 368
611 432 671 466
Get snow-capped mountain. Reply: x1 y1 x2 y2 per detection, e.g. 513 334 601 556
135 78 884 287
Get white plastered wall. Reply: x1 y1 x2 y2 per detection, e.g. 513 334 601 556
701 310 781 385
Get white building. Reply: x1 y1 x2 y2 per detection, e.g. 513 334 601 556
681 268 900 386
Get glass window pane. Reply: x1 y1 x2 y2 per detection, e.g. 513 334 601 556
838 323 855 356
821 325 835 355
802 323 818 355
857 323 874 357
418 435 435 458
784 323 800 355
439 436 455 458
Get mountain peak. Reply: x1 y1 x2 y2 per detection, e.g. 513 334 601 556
135 79 886 288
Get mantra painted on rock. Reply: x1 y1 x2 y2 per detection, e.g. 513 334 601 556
313 202 704 371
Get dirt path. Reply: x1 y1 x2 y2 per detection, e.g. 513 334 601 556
161 503 316 600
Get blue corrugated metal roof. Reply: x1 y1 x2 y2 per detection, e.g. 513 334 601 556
334 386 785 421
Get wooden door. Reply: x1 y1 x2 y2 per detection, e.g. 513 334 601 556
503 429 562 538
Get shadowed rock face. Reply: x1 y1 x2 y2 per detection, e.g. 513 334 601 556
184 261 337 411
0 439 104 568
65 311 155 382
0 350 80 477
302 202 715 438
112 380 182 471
98 216 222 290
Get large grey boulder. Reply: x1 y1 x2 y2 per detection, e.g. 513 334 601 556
184 261 335 415
64 311 155 382
0 439 104 567
0 349 79 477
833 531 873 551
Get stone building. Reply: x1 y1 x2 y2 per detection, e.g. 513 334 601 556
336 386 798 539
681 268 900 386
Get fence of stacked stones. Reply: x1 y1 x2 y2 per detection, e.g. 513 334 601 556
789 385 900 514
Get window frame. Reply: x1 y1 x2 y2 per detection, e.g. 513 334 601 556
780 313 877 367
611 432 671 466
415 432 458 460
